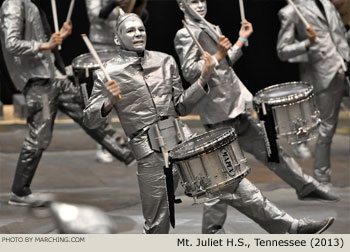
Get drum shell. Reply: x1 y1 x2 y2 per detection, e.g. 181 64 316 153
173 135 250 199
254 82 320 145
271 94 320 144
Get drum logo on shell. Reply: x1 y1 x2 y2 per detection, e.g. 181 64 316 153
218 148 236 176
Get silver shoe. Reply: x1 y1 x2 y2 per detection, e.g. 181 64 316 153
292 143 312 159
8 193 53 207
96 145 114 163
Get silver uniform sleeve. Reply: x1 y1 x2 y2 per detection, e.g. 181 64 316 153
276 7 308 62
170 56 207 116
174 29 205 84
83 72 110 129
227 45 243 66
1 0 41 56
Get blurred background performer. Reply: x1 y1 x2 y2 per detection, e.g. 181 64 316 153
332 0 350 30
277 0 350 185
85 0 148 51
174 0 339 234
85 0 148 163
0 0 134 207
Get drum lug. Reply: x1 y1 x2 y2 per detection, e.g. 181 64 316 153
199 176 211 189
293 117 308 136
296 127 307 136
311 110 321 122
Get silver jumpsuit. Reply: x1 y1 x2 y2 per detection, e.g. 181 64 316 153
277 0 350 182
174 16 328 234
0 0 132 196
83 49 208 233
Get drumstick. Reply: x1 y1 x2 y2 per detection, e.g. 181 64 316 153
181 0 220 39
239 0 246 22
66 0 75 23
287 0 319 42
155 124 169 168
182 20 219 78
50 0 61 50
238 0 248 47
81 34 122 100
287 0 308 27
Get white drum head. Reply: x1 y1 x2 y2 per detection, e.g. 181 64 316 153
72 50 119 70
254 82 313 106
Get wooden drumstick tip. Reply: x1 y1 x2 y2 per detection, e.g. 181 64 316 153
81 34 87 38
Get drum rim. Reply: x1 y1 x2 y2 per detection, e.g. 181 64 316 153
253 82 314 106
170 128 237 161
71 49 119 69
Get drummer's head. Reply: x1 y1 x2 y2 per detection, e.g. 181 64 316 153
114 13 146 53
177 0 207 20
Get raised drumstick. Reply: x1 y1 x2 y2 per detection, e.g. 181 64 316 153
182 20 219 77
287 0 319 43
50 0 61 50
238 0 249 46
66 0 75 23
81 34 122 100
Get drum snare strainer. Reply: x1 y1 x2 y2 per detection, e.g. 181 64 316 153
254 82 320 145
169 128 250 203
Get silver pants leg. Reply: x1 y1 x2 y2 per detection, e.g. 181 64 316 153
236 115 319 197
202 179 295 234
313 73 345 183
136 152 179 234
11 78 132 196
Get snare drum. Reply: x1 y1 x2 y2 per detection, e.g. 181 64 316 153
72 50 119 102
254 82 320 145
169 128 250 201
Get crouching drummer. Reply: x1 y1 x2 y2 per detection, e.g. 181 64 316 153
84 12 335 234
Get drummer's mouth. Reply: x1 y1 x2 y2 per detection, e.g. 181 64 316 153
196 10 205 16
133 40 144 45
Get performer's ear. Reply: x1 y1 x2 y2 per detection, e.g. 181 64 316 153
177 0 186 12
114 36 120 46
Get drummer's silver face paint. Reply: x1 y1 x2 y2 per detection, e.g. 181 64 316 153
178 0 207 19
189 0 207 17
117 17 146 53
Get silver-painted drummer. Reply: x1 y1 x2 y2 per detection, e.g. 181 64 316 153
173 0 338 234
84 10 334 234
277 0 350 184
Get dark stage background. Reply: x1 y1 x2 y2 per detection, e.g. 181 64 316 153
0 0 299 104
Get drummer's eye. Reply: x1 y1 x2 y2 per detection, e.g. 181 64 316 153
126 28 135 34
